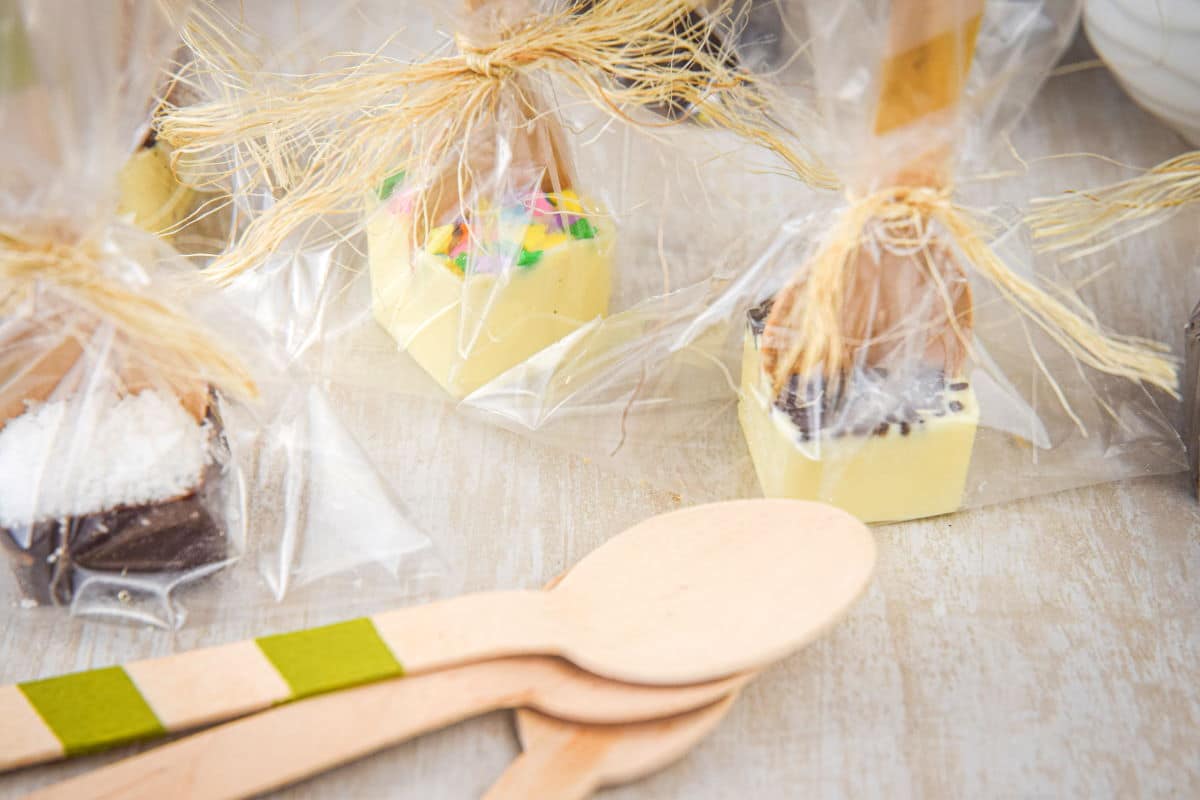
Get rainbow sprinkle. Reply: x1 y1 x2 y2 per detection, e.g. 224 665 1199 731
378 176 601 275
427 190 598 275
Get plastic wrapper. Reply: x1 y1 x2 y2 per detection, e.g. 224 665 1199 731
0 0 437 627
160 0 826 385
165 0 1183 524
723 0 1188 522
149 0 823 505
1027 152 1200 500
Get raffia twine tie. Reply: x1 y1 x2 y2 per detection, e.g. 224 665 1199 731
852 184 952 241
162 0 837 283
455 34 515 81
1028 150 1200 257
762 184 1177 400
0 226 257 399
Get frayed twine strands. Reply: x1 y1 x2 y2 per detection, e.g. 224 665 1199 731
1027 150 1200 258
161 0 836 285
0 227 257 400
761 185 1177 398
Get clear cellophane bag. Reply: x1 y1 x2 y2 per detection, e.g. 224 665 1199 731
168 0 1182 526
160 1 823 482
706 0 1184 522
0 0 437 628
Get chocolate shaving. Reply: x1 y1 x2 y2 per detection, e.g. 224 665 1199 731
749 299 971 439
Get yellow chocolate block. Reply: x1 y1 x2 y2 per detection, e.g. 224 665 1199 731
367 198 613 398
738 328 978 523
117 141 196 235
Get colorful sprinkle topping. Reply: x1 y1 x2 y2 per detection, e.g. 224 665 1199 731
376 168 603 274
378 170 407 201
399 189 601 275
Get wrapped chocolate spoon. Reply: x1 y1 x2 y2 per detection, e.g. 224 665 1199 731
737 0 1176 522
0 0 435 627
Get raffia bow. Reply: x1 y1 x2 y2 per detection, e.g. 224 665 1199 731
0 226 257 401
1027 151 1200 257
762 185 1178 397
162 0 836 285
455 34 517 81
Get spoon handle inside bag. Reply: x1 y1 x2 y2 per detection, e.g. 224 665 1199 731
1 591 551 771
871 0 984 185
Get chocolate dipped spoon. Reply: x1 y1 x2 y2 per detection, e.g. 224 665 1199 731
2 499 874 769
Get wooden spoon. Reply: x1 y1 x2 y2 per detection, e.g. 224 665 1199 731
3 499 874 767
25 658 749 800
484 694 739 799
22 572 742 797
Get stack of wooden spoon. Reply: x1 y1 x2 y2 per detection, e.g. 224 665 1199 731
2 499 876 798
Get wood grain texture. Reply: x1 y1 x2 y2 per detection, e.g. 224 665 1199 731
26 659 746 800
124 640 291 730
485 695 739 800
2 30 1200 800
0 687 61 770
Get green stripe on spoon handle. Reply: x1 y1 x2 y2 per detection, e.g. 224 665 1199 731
1 499 875 770
25 659 750 800
2 594 546 771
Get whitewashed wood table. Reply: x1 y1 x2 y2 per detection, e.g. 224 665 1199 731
4 35 1200 800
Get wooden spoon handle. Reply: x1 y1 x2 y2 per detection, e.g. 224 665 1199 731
486 693 740 800
872 0 984 187
483 744 598 800
1 591 551 771
874 0 984 134
25 662 533 800
27 657 745 800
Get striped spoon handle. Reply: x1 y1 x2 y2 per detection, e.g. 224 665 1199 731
0 591 551 770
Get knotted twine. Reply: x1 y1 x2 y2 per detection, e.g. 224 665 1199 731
162 0 836 285
761 183 1177 397
0 225 257 401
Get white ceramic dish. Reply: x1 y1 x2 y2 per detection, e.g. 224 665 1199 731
1086 0 1200 145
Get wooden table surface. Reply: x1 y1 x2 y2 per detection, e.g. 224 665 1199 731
4 30 1200 800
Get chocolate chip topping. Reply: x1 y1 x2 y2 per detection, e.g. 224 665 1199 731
747 296 773 336
748 299 972 440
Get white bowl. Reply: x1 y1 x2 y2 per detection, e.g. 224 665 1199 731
1086 0 1200 145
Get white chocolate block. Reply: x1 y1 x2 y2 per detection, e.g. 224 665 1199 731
367 191 613 398
738 324 978 523
117 141 195 235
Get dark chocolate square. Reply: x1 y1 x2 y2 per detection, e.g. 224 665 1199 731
1 397 231 606
1 465 228 606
